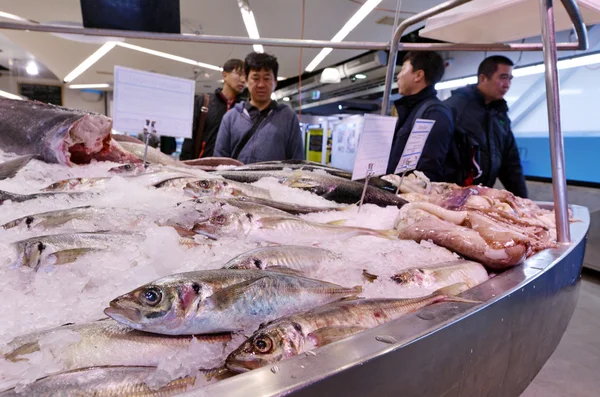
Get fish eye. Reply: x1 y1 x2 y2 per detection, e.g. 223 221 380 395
253 336 273 354
123 164 132 170
213 215 227 225
200 181 210 189
141 287 162 306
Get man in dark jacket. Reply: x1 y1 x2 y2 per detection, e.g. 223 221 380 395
214 52 304 164
444 55 527 198
386 51 454 181
179 59 246 160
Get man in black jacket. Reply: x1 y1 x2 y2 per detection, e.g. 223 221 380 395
444 55 527 198
179 59 246 160
386 51 454 181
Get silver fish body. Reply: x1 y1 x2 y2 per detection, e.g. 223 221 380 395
184 179 273 200
391 260 489 289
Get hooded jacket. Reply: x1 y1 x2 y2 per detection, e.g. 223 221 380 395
443 85 527 198
214 101 304 164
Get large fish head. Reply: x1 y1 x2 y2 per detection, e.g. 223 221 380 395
184 179 227 198
104 274 211 334
225 321 305 373
15 240 46 269
192 210 249 239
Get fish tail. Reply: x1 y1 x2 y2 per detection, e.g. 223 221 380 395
377 229 399 240
434 283 481 304
0 154 35 180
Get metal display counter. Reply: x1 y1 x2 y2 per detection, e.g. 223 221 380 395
187 204 589 397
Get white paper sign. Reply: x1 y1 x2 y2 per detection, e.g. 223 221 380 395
351 114 397 180
394 118 435 174
113 66 196 138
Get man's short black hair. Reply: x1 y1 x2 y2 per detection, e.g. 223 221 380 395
244 52 279 79
223 59 244 73
477 55 514 81
402 51 445 86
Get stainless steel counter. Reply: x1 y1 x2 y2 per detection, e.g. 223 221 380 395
184 204 590 397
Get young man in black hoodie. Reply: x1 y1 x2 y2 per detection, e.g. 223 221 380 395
386 51 454 181
179 59 246 160
444 55 527 198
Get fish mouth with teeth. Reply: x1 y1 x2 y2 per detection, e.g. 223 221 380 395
104 300 144 330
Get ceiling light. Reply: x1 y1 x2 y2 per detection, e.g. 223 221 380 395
116 42 222 71
238 0 264 53
338 104 343 110
305 0 382 72
0 89 22 100
63 41 117 83
354 73 367 79
435 52 600 91
68 83 110 89
271 93 277 100
320 67 341 84
283 96 290 102
25 61 38 76
277 77 286 81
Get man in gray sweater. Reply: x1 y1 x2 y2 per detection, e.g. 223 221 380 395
214 52 304 164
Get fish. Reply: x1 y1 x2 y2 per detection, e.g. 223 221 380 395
105 269 362 335
108 163 148 175
0 366 225 397
184 179 273 200
391 260 489 289
162 198 293 233
226 283 479 372
1 206 150 232
12 231 145 271
182 157 244 167
223 245 339 274
0 155 34 180
0 98 140 165
216 170 407 207
233 196 344 215
0 189 85 206
193 213 396 242
2 319 231 370
42 171 197 192
117 141 182 167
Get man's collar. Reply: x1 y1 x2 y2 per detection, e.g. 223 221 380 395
245 100 278 112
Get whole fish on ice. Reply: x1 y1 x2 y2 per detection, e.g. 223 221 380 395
226 283 478 373
391 260 488 289
105 269 361 334
0 98 139 165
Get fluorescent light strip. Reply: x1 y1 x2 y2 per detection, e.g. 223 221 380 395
0 11 35 23
63 41 117 83
305 0 382 72
0 89 22 100
239 4 264 52
68 83 110 89
435 53 600 91
116 42 222 71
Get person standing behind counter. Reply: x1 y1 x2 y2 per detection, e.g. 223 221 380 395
444 55 527 198
214 52 304 164
179 59 246 160
386 51 454 181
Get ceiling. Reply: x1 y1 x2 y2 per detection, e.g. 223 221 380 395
0 0 444 91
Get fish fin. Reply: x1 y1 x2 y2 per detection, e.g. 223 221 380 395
0 155 35 180
51 248 99 265
377 229 399 240
434 283 481 304
326 219 347 226
3 341 40 362
264 266 305 277
337 204 357 212
308 326 368 347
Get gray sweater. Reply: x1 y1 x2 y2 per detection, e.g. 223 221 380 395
214 101 304 164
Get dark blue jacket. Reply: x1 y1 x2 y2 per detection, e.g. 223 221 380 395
386 85 454 181
214 101 304 164
444 85 527 198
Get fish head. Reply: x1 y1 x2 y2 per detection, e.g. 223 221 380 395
226 321 305 373
108 163 145 175
162 199 225 230
17 240 46 269
42 179 80 192
184 179 227 198
104 274 211 334
391 268 427 285
192 209 250 239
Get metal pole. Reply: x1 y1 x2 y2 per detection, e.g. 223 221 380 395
380 0 472 115
540 0 570 243
321 119 329 165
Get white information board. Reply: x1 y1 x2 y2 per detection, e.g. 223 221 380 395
351 114 397 180
394 118 435 174
113 66 195 138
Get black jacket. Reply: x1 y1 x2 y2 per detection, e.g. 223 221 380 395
443 85 527 198
386 85 454 181
179 88 242 160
